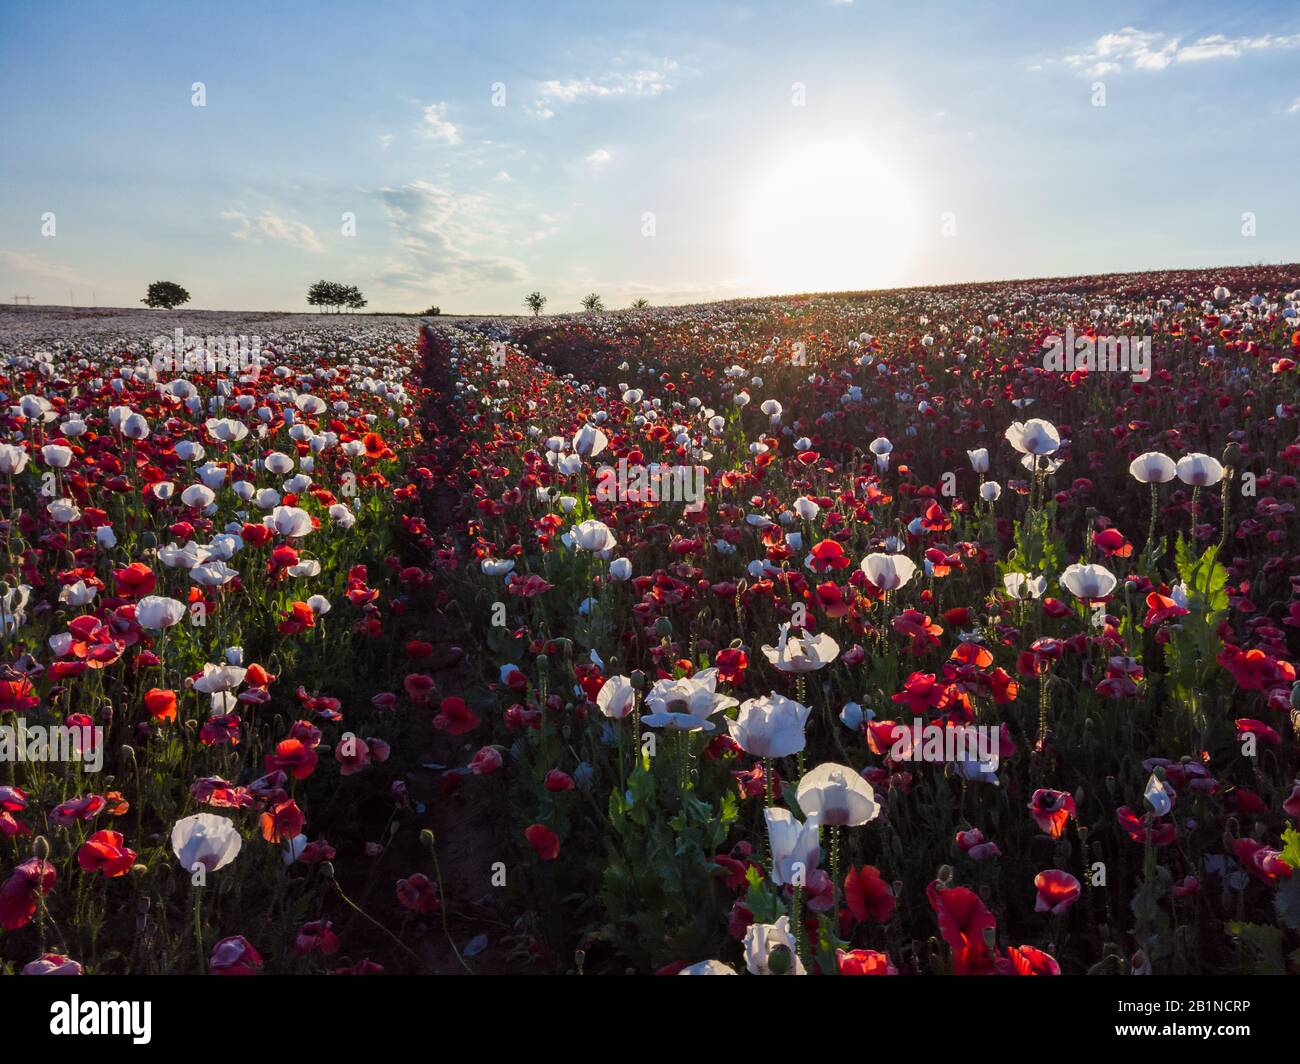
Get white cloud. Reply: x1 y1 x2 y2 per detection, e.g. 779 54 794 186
528 59 678 117
1288 97 1300 114
375 180 526 294
1058 27 1300 77
378 133 395 151
221 210 322 252
420 102 461 144
585 147 612 168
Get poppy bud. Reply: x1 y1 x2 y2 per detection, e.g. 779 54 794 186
606 656 621 674
320 861 335 880
130 861 148 877
420 828 436 852
767 943 793 975
574 948 586 974
535 654 548 674
33 835 50 861
139 531 157 550
655 617 673 639
1222 442 1241 469
936 864 954 885
1290 682 1300 711
630 670 646 691
120 744 136 767
982 926 996 950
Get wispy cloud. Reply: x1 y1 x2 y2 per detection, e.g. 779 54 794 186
420 102 461 144
222 210 322 252
527 59 678 118
1288 97 1300 114
374 180 526 295
0 248 91 286
1057 27 1300 77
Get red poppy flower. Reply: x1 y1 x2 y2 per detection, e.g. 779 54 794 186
926 880 997 975
844 864 896 923
144 687 177 722
210 935 263 975
1033 869 1081 914
433 696 480 735
77 830 137 877
259 798 306 843
525 823 560 860
837 948 898 975
396 873 441 913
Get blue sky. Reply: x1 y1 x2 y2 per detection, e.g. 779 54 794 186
1 0 1297 313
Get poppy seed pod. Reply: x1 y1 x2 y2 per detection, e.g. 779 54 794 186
655 617 673 639
630 670 646 691
1222 442 1241 469
766 943 793 975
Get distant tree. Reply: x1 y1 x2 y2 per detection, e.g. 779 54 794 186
630 297 650 309
423 304 442 316
581 292 605 312
524 291 547 317
141 281 191 309
307 280 364 313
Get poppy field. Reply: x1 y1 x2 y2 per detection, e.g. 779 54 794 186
3 266 1300 978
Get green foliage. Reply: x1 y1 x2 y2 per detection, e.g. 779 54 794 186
1228 921 1287 975
141 280 190 309
307 280 366 312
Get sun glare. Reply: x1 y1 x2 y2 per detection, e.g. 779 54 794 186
742 138 919 295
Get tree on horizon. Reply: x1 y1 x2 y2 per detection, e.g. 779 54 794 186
141 281 190 309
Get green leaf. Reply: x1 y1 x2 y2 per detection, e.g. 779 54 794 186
1280 827 1300 871
1228 921 1286 975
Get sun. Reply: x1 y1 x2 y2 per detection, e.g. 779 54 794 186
742 138 919 295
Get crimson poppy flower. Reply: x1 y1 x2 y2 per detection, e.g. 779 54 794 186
926 880 997 975
844 864 896 923
525 823 560 860
295 920 340 955
264 739 318 780
1000 944 1061 975
434 696 480 735
1027 789 1076 838
210 935 263 975
1033 869 1081 914
259 799 306 843
837 948 898 975
77 830 137 877
0 858 56 930
396 873 441 913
